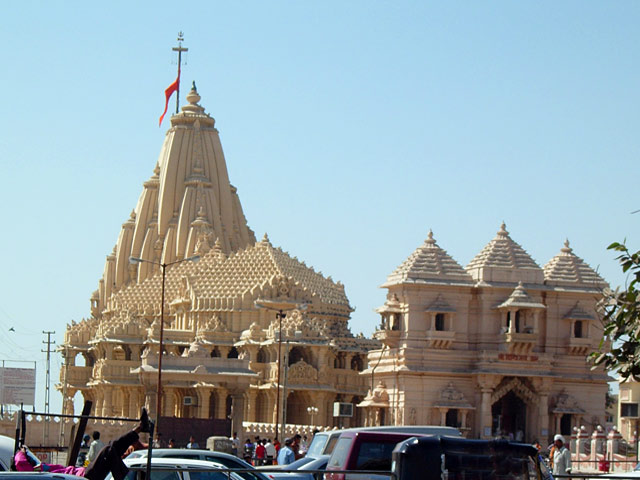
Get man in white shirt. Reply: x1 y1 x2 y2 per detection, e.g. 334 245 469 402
264 439 276 465
87 431 105 463
230 432 240 457
552 434 572 476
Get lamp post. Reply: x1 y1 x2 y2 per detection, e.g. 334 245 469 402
130 254 200 438
254 299 306 442
307 406 318 426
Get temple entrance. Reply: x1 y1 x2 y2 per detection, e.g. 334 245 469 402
492 391 526 440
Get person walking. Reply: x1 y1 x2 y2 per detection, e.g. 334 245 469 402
254 439 266 466
276 438 295 466
264 439 276 465
186 436 200 449
230 432 240 457
552 434 572 476
88 432 105 463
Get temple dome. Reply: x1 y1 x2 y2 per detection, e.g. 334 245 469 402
543 240 608 291
466 223 544 284
384 230 473 286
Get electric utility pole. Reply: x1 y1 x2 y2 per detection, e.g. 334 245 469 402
42 330 55 443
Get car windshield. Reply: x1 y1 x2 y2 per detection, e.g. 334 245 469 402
306 434 328 458
121 469 182 480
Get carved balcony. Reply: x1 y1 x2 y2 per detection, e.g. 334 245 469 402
567 337 592 355
374 328 400 348
425 330 456 349
503 331 537 354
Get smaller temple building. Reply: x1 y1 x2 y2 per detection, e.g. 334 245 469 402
360 224 609 444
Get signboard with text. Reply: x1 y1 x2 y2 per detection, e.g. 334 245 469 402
0 366 36 405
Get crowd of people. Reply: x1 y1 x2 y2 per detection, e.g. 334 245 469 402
230 431 310 466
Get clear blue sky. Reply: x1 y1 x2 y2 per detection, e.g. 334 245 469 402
0 1 638 413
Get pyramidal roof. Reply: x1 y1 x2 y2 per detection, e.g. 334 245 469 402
109 234 351 318
496 282 546 309
383 231 473 286
465 223 544 284
97 85 256 313
544 240 608 290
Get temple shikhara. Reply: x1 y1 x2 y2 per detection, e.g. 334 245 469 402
362 226 609 441
58 85 376 435
56 81 610 445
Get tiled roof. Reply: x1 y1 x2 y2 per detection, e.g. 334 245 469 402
467 223 541 272
384 231 473 286
544 240 608 288
496 282 546 309
109 234 350 312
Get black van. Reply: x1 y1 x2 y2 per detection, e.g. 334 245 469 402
392 436 551 480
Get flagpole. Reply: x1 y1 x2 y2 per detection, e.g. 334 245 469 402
172 32 188 114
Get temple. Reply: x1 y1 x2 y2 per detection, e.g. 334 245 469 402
58 85 377 435
361 225 609 443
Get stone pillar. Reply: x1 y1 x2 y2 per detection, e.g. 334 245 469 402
246 389 258 422
538 392 550 443
198 389 212 419
231 392 245 439
591 425 606 462
480 389 493 439
607 427 623 460
214 389 228 420
439 408 448 426
128 391 138 419
461 410 468 430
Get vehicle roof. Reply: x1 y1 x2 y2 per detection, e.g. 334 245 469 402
128 449 239 460
337 431 430 440
124 457 225 468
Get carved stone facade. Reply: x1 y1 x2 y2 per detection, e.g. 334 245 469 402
361 226 609 443
58 86 377 434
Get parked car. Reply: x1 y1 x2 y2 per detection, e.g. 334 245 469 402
325 431 431 480
126 448 270 480
106 457 245 480
306 426 460 461
266 455 329 480
391 436 550 480
0 435 15 471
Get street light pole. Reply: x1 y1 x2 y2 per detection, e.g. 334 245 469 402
130 254 200 439
307 406 318 426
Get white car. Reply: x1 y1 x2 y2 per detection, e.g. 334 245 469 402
106 457 245 480
0 435 14 471
126 449 269 480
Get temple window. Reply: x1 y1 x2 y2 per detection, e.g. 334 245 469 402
435 313 445 331
574 320 583 338
445 409 459 428
177 346 187 356
390 313 400 331
256 347 267 363
227 346 239 359
210 347 220 358
288 347 309 365
351 355 364 371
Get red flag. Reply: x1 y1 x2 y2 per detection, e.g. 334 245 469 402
159 66 180 127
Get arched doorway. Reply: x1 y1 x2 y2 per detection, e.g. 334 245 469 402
285 391 308 425
492 391 526 440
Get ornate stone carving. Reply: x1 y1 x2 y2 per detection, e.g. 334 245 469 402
287 359 318 383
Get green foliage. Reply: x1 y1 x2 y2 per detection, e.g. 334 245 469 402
590 242 640 379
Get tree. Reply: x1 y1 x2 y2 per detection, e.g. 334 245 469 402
590 242 640 379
